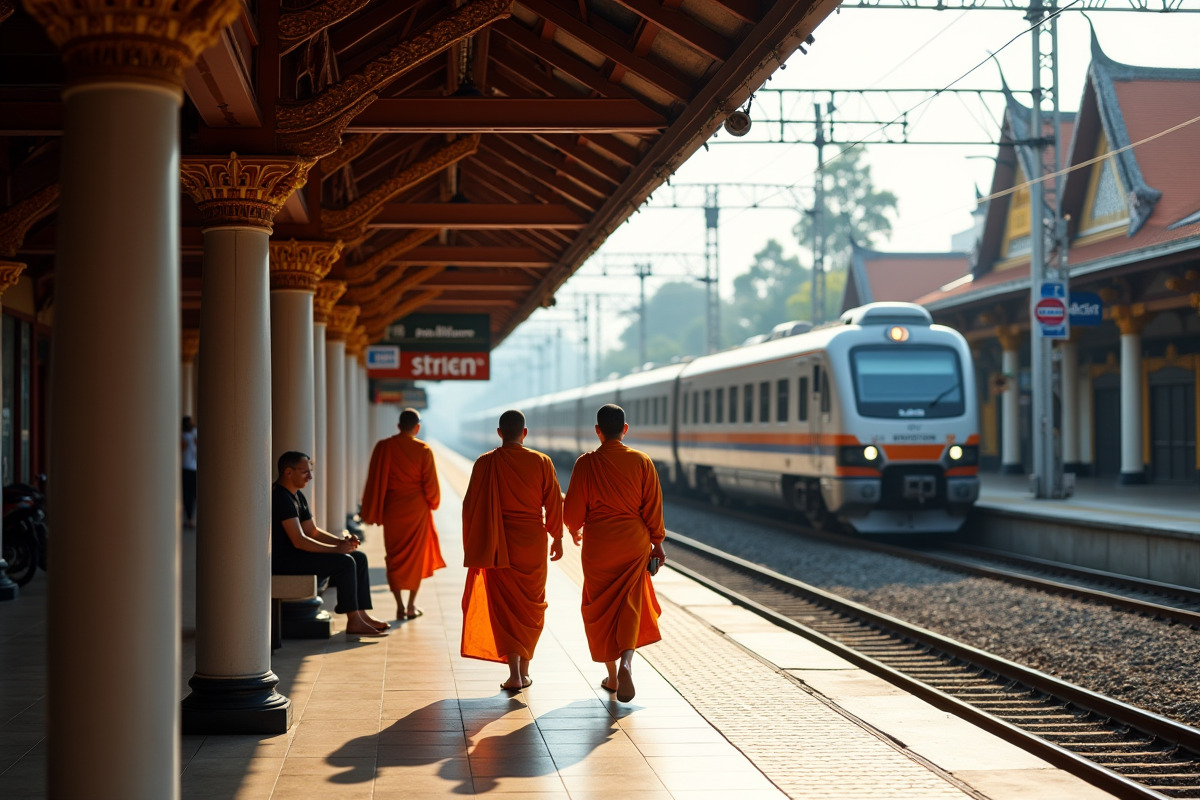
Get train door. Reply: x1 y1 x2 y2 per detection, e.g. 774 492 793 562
1149 366 1196 483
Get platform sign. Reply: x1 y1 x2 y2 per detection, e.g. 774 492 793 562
1034 280 1069 340
373 314 491 381
1069 291 1103 326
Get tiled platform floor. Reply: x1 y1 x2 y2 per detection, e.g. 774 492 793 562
0 442 1122 799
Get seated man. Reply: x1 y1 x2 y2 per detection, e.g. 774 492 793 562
272 450 390 638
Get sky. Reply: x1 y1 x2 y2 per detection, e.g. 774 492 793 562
425 3 1200 436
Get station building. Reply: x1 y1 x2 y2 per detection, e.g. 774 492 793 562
843 34 1200 486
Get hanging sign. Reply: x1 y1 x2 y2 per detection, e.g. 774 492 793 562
370 314 492 381
1034 280 1069 340
1069 292 1103 326
366 346 400 370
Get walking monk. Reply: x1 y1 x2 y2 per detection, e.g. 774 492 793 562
460 409 564 690
361 408 446 620
563 403 666 703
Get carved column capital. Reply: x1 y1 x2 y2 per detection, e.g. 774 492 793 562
327 305 360 340
21 0 240 90
182 329 200 363
0 260 26 296
0 184 59 258
1110 303 1152 336
313 281 347 324
268 239 344 293
1190 293 1200 313
345 325 369 361
181 153 316 231
995 325 1020 352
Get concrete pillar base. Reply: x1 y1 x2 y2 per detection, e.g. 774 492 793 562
280 598 334 639
1118 471 1146 485
1001 463 1025 475
0 568 17 601
181 672 292 734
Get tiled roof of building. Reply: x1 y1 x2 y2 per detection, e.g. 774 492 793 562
844 245 970 312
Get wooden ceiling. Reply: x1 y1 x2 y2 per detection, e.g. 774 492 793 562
0 0 837 345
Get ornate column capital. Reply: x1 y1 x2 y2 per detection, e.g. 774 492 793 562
1110 303 1152 336
0 184 59 258
268 239 344 293
181 153 316 231
327 305 360 341
182 329 200 363
994 325 1020 352
0 260 26 296
21 0 240 91
313 280 347 324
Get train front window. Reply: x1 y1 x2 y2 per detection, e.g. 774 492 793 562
850 346 965 419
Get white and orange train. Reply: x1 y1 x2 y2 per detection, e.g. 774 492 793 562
463 303 981 534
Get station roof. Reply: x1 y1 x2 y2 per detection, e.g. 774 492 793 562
0 0 838 345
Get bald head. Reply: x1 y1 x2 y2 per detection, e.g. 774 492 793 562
596 403 625 440
498 409 526 442
399 408 421 433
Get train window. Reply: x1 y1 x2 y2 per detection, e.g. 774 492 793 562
743 383 753 422
798 376 809 421
759 381 770 422
692 391 699 424
703 389 711 424
715 388 724 423
777 379 789 422
729 386 738 423
682 391 689 424
850 345 962 418
820 367 831 414
662 396 667 423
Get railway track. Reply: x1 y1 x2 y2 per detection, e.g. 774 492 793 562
667 496 1200 629
665 531 1200 800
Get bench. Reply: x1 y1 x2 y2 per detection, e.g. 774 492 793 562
270 574 318 650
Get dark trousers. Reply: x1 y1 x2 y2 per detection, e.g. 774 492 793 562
182 469 197 520
273 549 373 613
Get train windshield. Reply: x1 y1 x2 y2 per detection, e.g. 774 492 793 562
850 346 965 419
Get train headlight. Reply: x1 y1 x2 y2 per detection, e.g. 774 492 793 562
838 444 883 467
886 326 909 342
943 444 978 466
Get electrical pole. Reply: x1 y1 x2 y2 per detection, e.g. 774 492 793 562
636 262 651 367
703 186 720 353
811 102 827 325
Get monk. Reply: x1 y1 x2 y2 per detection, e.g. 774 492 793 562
563 403 667 703
460 409 565 690
360 407 446 620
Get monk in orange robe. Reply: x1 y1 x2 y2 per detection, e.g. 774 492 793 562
360 407 446 620
563 403 666 703
461 409 564 690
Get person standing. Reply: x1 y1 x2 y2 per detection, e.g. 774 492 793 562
563 403 666 702
272 451 390 637
181 416 198 528
360 408 446 620
460 410 564 690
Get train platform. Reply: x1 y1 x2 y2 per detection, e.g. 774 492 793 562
978 472 1199 536
1 443 1120 800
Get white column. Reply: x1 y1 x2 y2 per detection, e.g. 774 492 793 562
179 153 312 735
359 363 370 489
1060 339 1079 472
1000 345 1022 474
271 290 315 461
325 331 348 533
1119 329 1145 483
0 264 25 601
48 83 183 799
312 320 328 528
344 352 359 516
181 330 199 420
1078 367 1094 473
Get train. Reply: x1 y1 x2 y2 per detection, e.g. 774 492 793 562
463 302 980 534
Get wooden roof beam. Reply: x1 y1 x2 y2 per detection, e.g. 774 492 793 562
345 98 666 134
609 0 732 61
483 138 607 202
475 148 597 211
368 203 586 230
384 245 554 268
492 19 633 100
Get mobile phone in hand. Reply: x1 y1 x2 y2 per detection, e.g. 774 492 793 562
647 556 661 576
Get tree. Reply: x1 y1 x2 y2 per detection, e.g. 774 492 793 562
794 145 898 260
728 239 810 342
599 280 707 374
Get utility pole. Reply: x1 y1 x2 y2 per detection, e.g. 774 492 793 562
636 262 651 367
811 102 827 325
555 326 562 392
703 186 720 353
594 294 604 381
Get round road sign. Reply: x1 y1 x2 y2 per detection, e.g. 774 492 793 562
1034 297 1066 325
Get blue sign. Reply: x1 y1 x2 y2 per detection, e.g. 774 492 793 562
1069 292 1103 326
1039 280 1067 299
367 345 400 369
1035 280 1069 340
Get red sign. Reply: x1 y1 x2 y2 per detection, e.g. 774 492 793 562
1034 297 1066 325
368 351 490 381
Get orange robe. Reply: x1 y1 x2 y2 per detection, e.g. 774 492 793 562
360 433 446 592
460 443 564 663
563 439 663 662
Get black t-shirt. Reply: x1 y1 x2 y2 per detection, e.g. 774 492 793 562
272 482 313 560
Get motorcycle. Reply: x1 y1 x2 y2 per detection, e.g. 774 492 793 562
2 475 48 587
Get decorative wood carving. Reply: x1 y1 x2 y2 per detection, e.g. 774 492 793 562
327 304 361 340
0 184 59 257
362 290 442 341
344 229 439 287
0 260 26 296
181 153 316 230
0 1 14 24
278 0 372 56
22 0 240 89
350 265 445 311
313 280 347 324
322 136 479 241
275 0 511 157
319 133 380 178
268 239 345 292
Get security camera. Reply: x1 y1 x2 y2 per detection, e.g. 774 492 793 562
723 110 751 137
